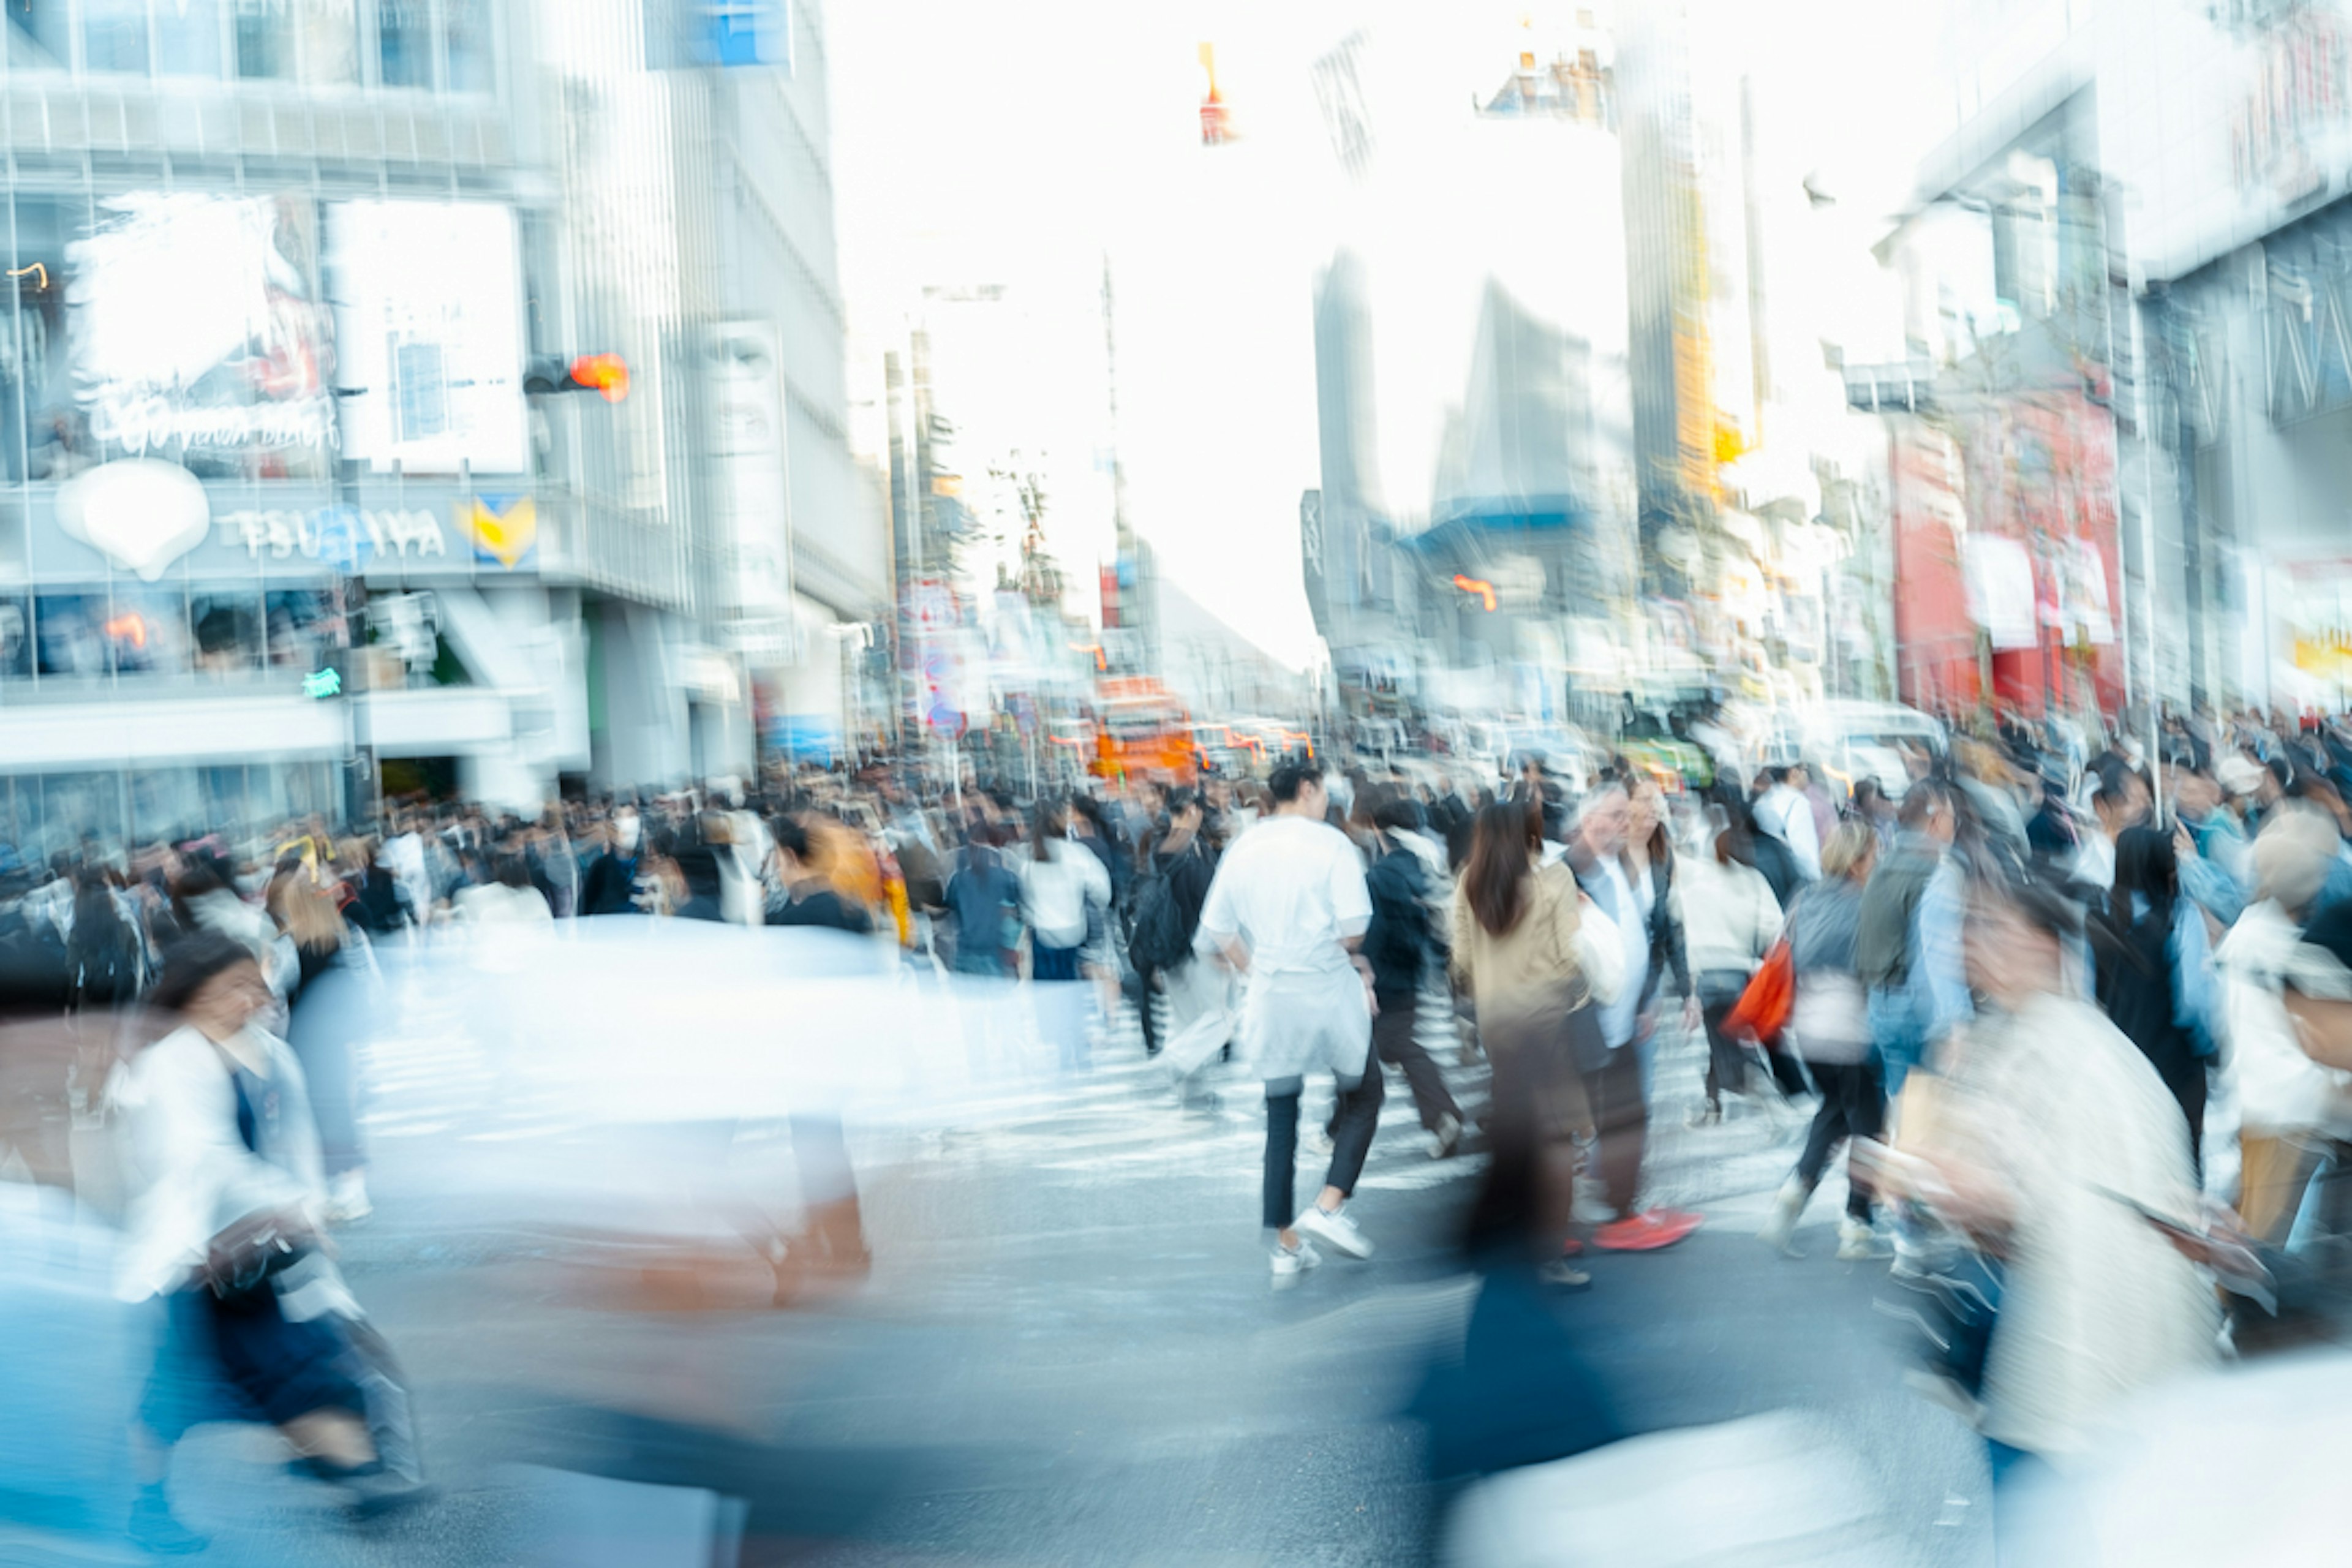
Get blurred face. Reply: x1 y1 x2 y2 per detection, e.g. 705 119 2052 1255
1966 899 2059 1011
186 960 271 1039
2176 773 2219 819
1629 785 1664 845
1294 777 1329 818
1581 792 1631 858
1787 767 1809 793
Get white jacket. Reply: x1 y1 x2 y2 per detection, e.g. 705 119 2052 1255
1017 840 1110 951
2218 899 2352 1139
113 1026 326 1304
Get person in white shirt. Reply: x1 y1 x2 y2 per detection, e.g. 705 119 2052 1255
1755 764 1823 883
1197 759 1384 1283
1017 799 1111 1068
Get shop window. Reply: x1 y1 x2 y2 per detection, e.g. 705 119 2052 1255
130 768 204 847
83 0 151 74
36 772 124 860
104 589 192 677
265 588 347 670
0 598 28 682
192 592 264 677
36 595 109 677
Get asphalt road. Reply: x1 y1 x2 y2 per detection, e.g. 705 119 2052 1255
10 987 1991 1567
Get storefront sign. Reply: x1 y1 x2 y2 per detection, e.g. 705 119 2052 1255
217 507 448 564
55 459 212 581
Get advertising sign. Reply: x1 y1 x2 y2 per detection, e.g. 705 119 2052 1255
709 320 796 657
325 200 529 475
68 194 336 473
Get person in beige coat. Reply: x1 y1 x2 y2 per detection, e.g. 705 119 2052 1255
1450 799 1623 1285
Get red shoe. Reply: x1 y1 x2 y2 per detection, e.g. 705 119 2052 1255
1591 1209 1703 1252
1559 1237 1585 1257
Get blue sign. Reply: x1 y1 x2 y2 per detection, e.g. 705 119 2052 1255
696 1 790 69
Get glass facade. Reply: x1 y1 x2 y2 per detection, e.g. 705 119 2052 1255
3 0 490 92
0 761 336 864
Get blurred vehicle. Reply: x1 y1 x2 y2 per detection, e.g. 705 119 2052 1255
1499 725 1597 795
1724 700 1947 801
1090 678 1200 783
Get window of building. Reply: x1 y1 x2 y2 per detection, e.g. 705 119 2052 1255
192 591 265 676
154 0 229 80
442 0 491 92
265 588 346 670
83 0 153 74
375 0 433 86
36 594 110 677
235 0 355 85
6 1 72 70
0 598 30 682
101 588 192 677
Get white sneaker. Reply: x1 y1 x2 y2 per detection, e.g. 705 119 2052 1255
1271 1238 1322 1284
1300 1123 1334 1156
1293 1202 1374 1259
1757 1176 1807 1255
326 1170 372 1225
1426 1112 1463 1159
1837 1218 1893 1261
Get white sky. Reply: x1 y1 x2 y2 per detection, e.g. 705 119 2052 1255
829 0 1961 674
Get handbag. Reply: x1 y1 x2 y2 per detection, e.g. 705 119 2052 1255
202 1208 313 1302
1724 937 1793 1047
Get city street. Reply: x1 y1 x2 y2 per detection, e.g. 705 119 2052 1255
136 998 1991 1566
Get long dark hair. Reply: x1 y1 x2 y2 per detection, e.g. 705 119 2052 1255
1031 799 1066 863
1462 799 1540 937
2091 824 2178 978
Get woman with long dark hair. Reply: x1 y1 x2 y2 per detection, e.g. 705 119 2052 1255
66 866 143 1011
2089 824 2218 1173
1450 799 1621 1286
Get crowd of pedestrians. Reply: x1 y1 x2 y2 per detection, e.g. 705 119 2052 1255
18 698 2352 1552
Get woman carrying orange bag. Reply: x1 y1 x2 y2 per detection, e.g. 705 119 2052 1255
1757 821 1888 1260
1677 807 1786 1124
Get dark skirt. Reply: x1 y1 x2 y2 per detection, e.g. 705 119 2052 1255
140 1286 367 1441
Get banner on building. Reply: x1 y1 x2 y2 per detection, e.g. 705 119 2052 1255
325 200 529 475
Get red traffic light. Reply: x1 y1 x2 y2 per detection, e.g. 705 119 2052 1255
568 353 630 403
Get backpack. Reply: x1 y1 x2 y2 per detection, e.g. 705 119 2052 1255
1747 827 1798 910
1126 867 1191 972
1363 849 1432 992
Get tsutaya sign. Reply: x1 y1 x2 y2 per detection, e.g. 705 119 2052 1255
217 506 448 563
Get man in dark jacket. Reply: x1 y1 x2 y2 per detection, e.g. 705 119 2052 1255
942 825 1021 976
1364 800 1464 1155
579 807 644 916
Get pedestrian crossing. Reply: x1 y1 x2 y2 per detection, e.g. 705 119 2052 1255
350 956 1828 1225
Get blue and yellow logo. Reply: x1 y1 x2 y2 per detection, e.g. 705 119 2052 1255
457 494 538 569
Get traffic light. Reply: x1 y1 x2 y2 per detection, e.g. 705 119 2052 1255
525 354 631 402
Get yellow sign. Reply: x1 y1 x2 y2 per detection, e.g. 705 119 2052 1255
456 494 537 568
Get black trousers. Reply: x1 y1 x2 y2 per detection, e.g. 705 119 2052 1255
1793 1058 1883 1221
1700 993 1749 1107
1265 1066 1384 1229
1579 1046 1647 1219
1374 997 1461 1131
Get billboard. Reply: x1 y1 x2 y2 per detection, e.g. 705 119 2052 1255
66 194 336 476
325 200 529 475
709 319 797 660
